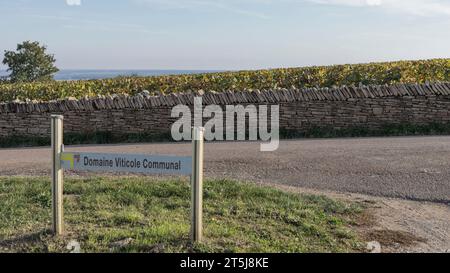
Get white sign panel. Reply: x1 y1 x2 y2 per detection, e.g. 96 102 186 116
61 152 192 175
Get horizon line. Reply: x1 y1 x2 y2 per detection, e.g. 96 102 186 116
0 58 448 73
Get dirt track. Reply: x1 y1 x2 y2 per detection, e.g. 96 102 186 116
1 136 449 202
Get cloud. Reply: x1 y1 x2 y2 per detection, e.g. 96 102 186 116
29 14 164 34
135 0 450 17
66 0 81 6
134 0 270 19
305 0 450 16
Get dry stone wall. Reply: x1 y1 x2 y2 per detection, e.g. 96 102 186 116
1 82 450 138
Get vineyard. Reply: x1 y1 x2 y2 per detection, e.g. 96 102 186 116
0 59 449 102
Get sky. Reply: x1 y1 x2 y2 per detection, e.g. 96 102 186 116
0 0 449 70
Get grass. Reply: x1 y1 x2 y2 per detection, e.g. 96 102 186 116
281 122 450 138
0 131 173 148
2 122 450 148
0 176 365 253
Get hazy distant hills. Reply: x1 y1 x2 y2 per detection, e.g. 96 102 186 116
0 69 222 81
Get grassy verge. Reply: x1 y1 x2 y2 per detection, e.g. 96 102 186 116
0 131 173 148
281 122 450 138
0 176 365 253
2 122 450 148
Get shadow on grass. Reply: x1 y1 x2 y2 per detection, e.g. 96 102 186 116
0 229 52 252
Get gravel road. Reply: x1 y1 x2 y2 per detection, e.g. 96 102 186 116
1 136 449 202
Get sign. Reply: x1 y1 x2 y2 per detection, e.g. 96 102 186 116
51 115 204 243
61 152 192 175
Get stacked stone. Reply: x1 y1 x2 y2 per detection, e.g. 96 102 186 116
0 82 449 114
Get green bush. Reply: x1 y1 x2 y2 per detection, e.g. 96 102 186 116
0 59 448 102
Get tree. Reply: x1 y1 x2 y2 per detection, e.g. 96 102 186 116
3 41 59 83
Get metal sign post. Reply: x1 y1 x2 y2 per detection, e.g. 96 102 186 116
50 115 205 243
191 127 204 243
51 115 64 235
